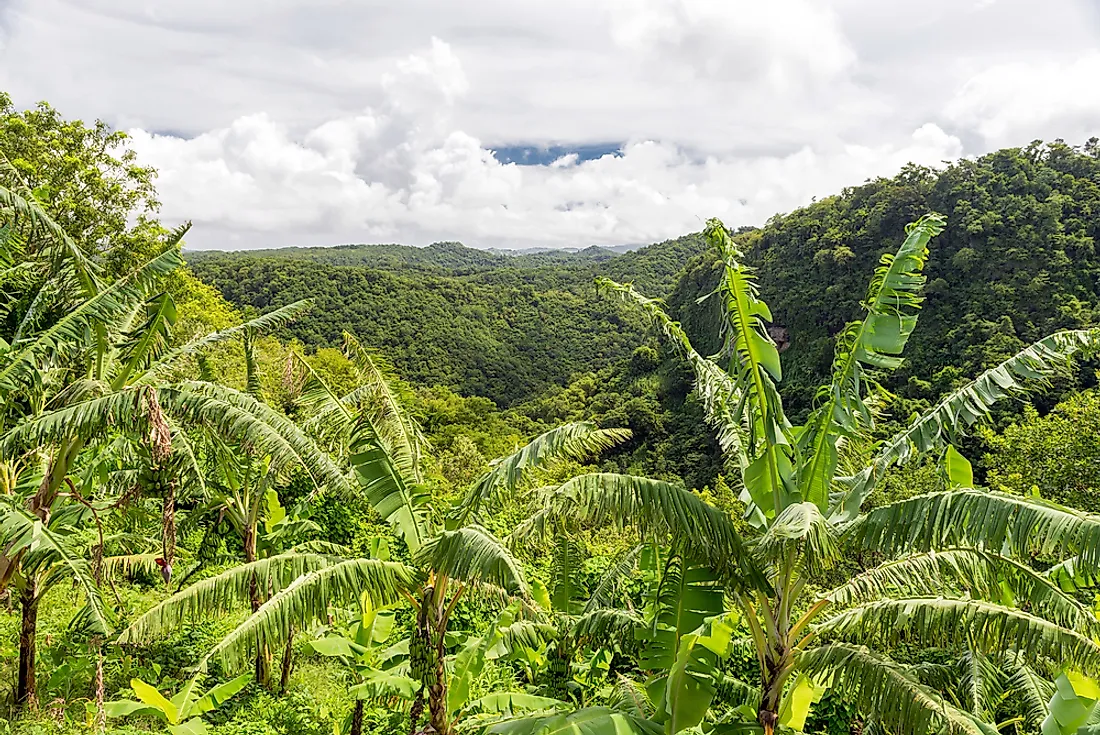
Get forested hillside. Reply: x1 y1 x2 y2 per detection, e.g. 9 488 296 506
671 139 1100 417
189 235 704 404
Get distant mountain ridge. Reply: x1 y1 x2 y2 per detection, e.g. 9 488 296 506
186 239 644 273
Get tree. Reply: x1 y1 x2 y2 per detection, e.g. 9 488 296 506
0 92 159 273
502 214 1100 734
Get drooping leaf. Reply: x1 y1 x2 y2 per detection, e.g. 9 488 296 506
798 644 997 735
513 473 769 593
833 329 1099 520
415 525 528 597
487 706 663 735
597 278 749 468
460 422 631 522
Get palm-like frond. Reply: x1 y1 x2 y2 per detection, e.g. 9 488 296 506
851 489 1100 570
825 548 1095 631
134 300 312 384
597 278 748 467
757 501 839 576
1003 655 1054 726
512 473 768 592
707 219 793 522
0 501 112 635
572 608 643 647
0 248 182 397
0 387 153 457
160 381 353 496
584 544 642 614
486 707 662 735
959 648 1005 719
459 422 631 522
415 525 528 597
113 292 178 389
608 675 655 718
202 558 418 672
814 598 1100 674
0 151 100 293
118 552 337 644
797 214 944 512
349 416 427 554
798 644 997 735
834 329 1099 520
343 333 428 483
101 553 164 581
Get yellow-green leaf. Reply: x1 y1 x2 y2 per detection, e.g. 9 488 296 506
779 674 826 732
131 678 179 724
944 445 974 488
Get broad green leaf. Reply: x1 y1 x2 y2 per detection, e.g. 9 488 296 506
264 488 286 534
464 692 564 715
448 607 516 716
169 719 209 735
1068 671 1100 701
487 707 662 735
532 578 553 611
350 669 419 701
103 700 158 719
944 445 974 488
1042 672 1099 735
190 673 251 716
311 636 369 659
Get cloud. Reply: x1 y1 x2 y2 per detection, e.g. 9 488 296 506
945 53 1100 148
128 38 962 249
1 0 1098 249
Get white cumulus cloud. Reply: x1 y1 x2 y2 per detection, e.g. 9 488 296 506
1 0 1098 249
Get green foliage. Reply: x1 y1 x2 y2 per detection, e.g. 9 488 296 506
188 237 705 406
982 389 1100 511
671 140 1100 423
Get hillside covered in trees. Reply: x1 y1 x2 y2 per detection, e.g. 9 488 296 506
189 235 704 405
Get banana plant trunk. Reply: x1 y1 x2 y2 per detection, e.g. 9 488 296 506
426 586 451 735
279 627 295 693
161 479 176 585
16 582 38 711
243 524 271 688
350 699 364 735
757 594 794 734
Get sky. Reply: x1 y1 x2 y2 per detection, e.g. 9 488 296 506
1 0 1099 250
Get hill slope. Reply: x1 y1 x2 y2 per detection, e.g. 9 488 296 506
189 235 705 405
509 140 1100 489
695 139 1100 416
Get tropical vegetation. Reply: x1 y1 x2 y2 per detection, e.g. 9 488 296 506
3 95 1100 735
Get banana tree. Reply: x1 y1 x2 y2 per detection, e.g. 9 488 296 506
501 214 1100 734
105 672 251 734
310 585 417 735
521 536 642 703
